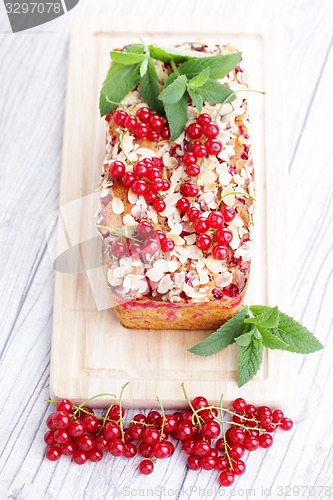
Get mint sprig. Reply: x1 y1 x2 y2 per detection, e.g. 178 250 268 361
99 42 243 140
188 305 323 387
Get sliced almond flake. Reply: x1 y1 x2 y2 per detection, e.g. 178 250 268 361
153 260 170 272
168 260 179 272
205 256 223 274
173 270 185 287
184 234 196 245
163 152 178 167
127 274 144 282
187 245 203 260
167 232 185 245
107 269 123 287
215 272 233 288
113 267 126 279
233 174 245 186
119 256 133 270
192 278 200 287
170 296 181 303
170 166 185 185
122 276 131 293
221 186 235 207
198 270 209 285
158 275 173 294
146 267 164 282
164 193 182 206
100 189 110 198
183 283 194 296
228 215 244 228
147 207 158 224
123 214 137 226
187 107 198 120
128 189 138 205
112 197 124 215
199 170 217 186
132 280 149 294
229 226 240 250
234 241 252 261
136 148 157 158
182 222 195 233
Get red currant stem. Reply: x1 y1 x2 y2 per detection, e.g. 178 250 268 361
181 382 203 428
213 89 265 122
170 60 180 75
192 404 260 425
217 191 256 211
118 381 129 441
95 225 141 243
219 394 233 469
156 396 166 441
105 97 136 117
97 400 117 435
120 131 134 166
44 399 57 404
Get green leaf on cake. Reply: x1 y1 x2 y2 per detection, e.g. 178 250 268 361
179 52 242 79
238 337 263 387
99 62 140 116
140 58 164 115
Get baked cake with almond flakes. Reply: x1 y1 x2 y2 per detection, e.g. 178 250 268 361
95 42 255 329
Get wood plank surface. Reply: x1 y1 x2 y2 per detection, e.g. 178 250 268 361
0 1 332 499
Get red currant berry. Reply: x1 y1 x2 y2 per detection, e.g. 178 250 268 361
123 443 137 458
187 207 200 221
200 408 218 421
95 435 109 452
257 406 272 419
52 411 70 430
137 221 154 240
103 421 121 440
182 439 196 455
149 115 164 132
113 110 127 126
160 125 170 140
203 122 219 139
261 415 272 428
146 410 162 426
155 230 167 244
229 427 245 444
139 441 153 458
242 435 259 451
165 441 175 457
130 423 144 440
194 217 210 234
147 167 162 181
190 141 207 158
194 440 211 456
153 200 166 213
68 419 85 438
46 414 56 430
44 431 56 445
45 445 61 461
246 429 259 438
215 228 233 245
215 455 229 471
197 113 211 127
187 454 200 470
207 211 224 229
143 236 160 254
108 438 126 457
87 448 103 462
177 198 191 213
219 470 235 487
128 242 142 257
111 241 127 259
132 179 148 195
143 426 160 445
180 411 193 423
232 414 245 425
160 179 171 191
233 398 247 412
122 172 136 188
216 438 226 452
259 433 274 448
196 234 212 251
191 396 209 411
123 428 134 444
245 404 256 417
77 407 95 421
76 434 95 452
183 151 197 167
139 459 154 475
272 410 284 423
105 114 111 123
134 161 148 177
264 423 277 433
206 138 222 155
54 429 70 444
144 190 158 204
134 123 149 139
187 123 203 140
153 440 171 459
147 130 159 142
163 414 178 433
84 415 100 434
233 459 246 475
186 164 200 177
222 206 236 222
202 421 221 439
124 114 138 130
229 443 245 460
200 454 216 470
177 422 194 441
161 238 175 252
60 441 75 456
109 160 126 178
280 417 293 431
209 449 218 458
73 449 88 465
56 399 73 413
150 178 164 192
136 107 151 123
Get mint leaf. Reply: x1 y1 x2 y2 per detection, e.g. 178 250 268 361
110 51 145 65
187 67 210 88
159 75 187 104
179 53 242 79
125 44 145 54
238 338 263 387
187 87 203 112
257 326 289 350
245 306 279 328
195 79 234 104
250 306 323 354
99 63 140 116
188 306 249 356
148 45 213 63
139 58 164 116
164 93 188 141
235 330 253 346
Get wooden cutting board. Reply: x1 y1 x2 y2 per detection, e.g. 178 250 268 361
50 17 292 408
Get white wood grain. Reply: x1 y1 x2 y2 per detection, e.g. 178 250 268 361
0 1 332 499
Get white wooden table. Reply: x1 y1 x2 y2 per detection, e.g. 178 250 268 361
0 1 332 499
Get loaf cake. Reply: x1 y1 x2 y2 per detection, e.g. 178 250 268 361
96 42 255 329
